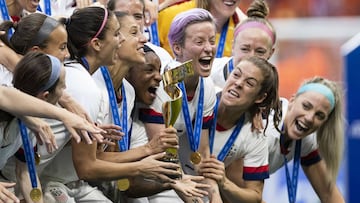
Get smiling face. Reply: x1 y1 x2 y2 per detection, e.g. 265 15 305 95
127 51 162 105
221 60 265 110
209 0 241 19
232 27 274 66
173 21 216 77
284 91 332 140
117 15 146 64
98 15 123 66
17 0 40 13
41 26 69 62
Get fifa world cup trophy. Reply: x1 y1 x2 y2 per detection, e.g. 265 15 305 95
161 60 193 179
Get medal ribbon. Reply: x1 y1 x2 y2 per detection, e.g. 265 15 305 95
18 119 38 189
0 0 13 35
149 21 160 46
178 77 204 153
37 0 51 15
282 132 302 203
215 19 229 58
209 96 245 161
227 58 234 75
209 96 219 155
100 67 129 151
0 0 10 20
44 0 51 16
80 57 90 72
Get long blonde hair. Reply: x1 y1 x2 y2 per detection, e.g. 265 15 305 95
297 77 345 182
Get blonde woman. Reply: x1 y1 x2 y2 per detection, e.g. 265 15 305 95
266 77 345 203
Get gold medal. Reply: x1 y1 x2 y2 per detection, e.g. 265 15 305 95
34 152 41 165
117 178 130 191
30 188 42 202
190 151 202 165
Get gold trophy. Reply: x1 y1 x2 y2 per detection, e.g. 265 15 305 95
161 60 193 179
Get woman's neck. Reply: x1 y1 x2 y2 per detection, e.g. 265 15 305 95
83 56 101 75
209 7 230 33
107 61 130 91
183 74 199 98
216 100 246 129
281 131 293 149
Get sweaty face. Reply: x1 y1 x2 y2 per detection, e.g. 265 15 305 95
128 51 162 105
232 28 273 66
285 91 332 140
221 60 265 110
46 67 66 105
117 15 146 64
41 26 69 62
175 21 216 77
18 0 40 13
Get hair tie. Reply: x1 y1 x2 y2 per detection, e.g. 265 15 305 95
296 83 335 110
38 55 62 93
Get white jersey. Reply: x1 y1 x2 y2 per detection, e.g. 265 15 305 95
0 65 13 86
92 69 135 136
140 77 216 175
0 119 20 170
39 0 75 17
129 102 149 149
213 114 269 180
40 61 105 184
36 117 70 173
265 98 321 174
64 61 105 123
210 57 232 92
0 119 37 182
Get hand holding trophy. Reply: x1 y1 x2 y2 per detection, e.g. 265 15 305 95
161 60 193 179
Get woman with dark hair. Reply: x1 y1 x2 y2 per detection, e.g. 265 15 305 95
0 13 69 62
39 7 180 202
0 12 105 147
12 52 66 203
0 52 102 203
198 56 280 203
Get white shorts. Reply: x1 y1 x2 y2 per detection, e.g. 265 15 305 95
43 180 112 203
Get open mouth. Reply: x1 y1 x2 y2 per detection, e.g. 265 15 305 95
228 89 239 98
148 86 158 95
199 56 212 66
295 120 309 132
